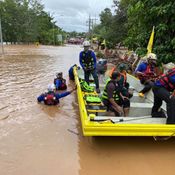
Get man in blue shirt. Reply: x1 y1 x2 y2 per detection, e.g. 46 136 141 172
152 65 175 124
54 72 67 90
79 41 100 93
37 84 76 105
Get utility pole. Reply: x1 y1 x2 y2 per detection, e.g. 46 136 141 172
92 15 98 28
0 0 4 55
86 15 91 40
0 16 4 55
53 23 55 45
86 15 98 41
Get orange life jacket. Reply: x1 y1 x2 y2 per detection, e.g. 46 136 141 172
120 71 127 86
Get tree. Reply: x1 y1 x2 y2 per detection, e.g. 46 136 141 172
0 0 65 45
126 0 175 63
92 2 128 49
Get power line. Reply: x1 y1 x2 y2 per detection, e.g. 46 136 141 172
86 15 98 38
83 0 161 37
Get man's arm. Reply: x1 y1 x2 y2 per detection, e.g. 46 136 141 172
135 63 146 76
107 84 123 114
170 74 175 97
37 94 45 102
56 91 71 99
79 52 84 69
55 87 77 99
109 98 123 114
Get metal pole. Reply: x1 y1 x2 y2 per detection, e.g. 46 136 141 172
53 23 55 45
88 15 91 35
0 17 4 55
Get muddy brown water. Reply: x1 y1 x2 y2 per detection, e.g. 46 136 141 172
0 45 175 175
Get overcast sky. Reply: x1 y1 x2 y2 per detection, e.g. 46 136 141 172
41 0 114 32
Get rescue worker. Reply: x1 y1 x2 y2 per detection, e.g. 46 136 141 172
54 72 67 90
68 64 80 81
102 71 130 116
110 64 132 98
151 64 175 124
37 84 76 105
79 41 100 93
135 53 158 97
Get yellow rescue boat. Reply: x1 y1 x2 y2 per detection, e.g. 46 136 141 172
74 67 175 137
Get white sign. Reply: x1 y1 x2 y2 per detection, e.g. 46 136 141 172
57 34 62 42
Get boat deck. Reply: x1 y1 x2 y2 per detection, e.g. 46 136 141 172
78 69 166 124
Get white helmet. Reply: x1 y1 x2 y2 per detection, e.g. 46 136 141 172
147 53 157 60
83 41 90 47
47 84 55 92
163 62 175 71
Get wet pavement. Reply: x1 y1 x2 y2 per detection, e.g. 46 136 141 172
0 45 175 175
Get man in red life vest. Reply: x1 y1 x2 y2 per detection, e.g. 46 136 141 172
135 53 158 97
37 84 76 105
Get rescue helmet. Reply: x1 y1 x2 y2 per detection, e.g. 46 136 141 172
83 41 90 47
48 84 56 92
147 53 157 60
111 71 120 79
118 64 126 71
163 62 175 71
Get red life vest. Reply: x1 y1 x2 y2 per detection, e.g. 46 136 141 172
44 93 58 105
138 64 156 81
60 83 67 90
144 64 155 75
159 68 175 91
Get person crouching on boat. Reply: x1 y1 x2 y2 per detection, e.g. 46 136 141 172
151 64 175 124
79 41 100 93
102 71 130 116
109 64 133 99
37 84 76 105
135 53 158 98
54 72 67 90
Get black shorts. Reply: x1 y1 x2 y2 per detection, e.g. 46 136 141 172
103 98 130 108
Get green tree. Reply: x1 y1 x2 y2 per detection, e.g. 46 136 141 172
0 0 65 45
126 0 175 63
92 2 128 49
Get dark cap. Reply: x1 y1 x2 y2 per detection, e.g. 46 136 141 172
111 71 120 79
56 72 63 77
118 64 126 71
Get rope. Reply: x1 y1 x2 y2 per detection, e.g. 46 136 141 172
153 131 175 141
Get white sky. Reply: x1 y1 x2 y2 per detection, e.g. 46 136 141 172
41 0 114 32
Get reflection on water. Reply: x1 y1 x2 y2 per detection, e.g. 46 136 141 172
0 45 175 175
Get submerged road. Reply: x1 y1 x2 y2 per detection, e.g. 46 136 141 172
0 45 175 175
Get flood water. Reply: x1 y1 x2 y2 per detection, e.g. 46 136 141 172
0 45 175 175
